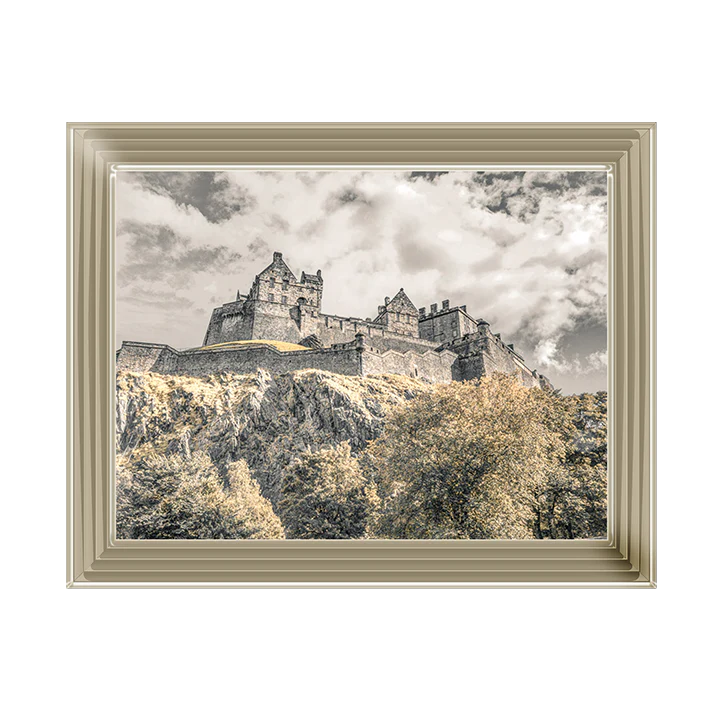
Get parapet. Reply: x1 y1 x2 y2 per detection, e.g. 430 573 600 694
421 301 475 321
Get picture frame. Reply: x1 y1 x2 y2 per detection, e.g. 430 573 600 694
67 122 655 588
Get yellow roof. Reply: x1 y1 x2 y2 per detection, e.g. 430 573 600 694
197 339 311 352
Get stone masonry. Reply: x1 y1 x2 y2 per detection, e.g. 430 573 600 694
117 252 552 388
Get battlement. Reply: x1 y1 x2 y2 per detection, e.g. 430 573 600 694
418 299 478 345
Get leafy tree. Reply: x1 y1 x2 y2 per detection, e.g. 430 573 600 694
116 452 284 539
501 391 608 539
366 375 570 539
566 391 608 467
278 442 369 539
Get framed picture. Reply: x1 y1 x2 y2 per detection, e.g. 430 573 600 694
67 123 655 587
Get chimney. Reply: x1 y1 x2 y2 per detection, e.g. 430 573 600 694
419 307 426 318
442 299 450 310
477 319 490 333
273 251 282 261
430 303 438 313
461 305 466 312
384 296 391 305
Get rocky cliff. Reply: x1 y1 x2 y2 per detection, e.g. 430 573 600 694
116 368 427 503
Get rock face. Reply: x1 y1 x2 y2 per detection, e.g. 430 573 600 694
116 368 427 504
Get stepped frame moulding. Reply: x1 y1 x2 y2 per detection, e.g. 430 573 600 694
67 123 656 588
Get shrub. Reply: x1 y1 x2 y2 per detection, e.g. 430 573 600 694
116 452 284 539
278 442 369 539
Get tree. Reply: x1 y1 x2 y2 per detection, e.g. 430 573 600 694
518 391 608 539
366 375 569 539
116 452 284 539
278 442 369 539
566 391 608 467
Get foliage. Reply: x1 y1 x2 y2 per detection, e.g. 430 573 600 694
365 375 564 538
116 452 285 539
365 376 608 540
526 392 608 539
278 442 369 539
116 368 607 540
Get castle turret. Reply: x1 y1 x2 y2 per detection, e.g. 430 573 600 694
418 299 479 344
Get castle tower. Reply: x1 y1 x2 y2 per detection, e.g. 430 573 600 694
203 252 325 345
418 300 478 345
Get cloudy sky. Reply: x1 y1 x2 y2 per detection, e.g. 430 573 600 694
115 169 608 394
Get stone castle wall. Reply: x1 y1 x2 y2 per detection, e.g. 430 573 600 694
208 300 443 352
418 301 478 344
444 325 551 389
175 345 361 378
360 346 456 383
204 300 255 346
116 342 179 373
314 315 438 352
116 339 456 383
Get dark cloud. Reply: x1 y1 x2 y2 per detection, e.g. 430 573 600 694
247 236 270 258
463 170 607 222
126 172 256 223
475 171 522 185
117 221 244 286
324 180 373 212
408 171 449 182
558 319 607 357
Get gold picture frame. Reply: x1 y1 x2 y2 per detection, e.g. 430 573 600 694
67 123 655 588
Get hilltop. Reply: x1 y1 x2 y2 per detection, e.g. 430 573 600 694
117 368 427 504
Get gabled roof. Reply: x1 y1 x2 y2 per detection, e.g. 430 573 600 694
385 288 418 313
258 252 298 282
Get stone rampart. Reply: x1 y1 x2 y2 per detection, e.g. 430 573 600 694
116 338 459 384
359 347 455 383
174 345 361 378
116 342 179 373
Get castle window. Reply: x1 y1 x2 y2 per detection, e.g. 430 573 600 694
396 312 400 321
339 320 344 330
281 296 287 305
269 278 275 288
282 281 288 291
268 293 274 302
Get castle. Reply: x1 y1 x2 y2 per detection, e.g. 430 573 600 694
117 251 552 389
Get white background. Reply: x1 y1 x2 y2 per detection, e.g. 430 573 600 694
1 1 720 721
